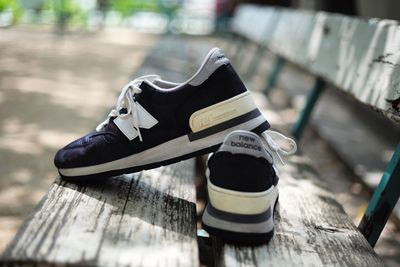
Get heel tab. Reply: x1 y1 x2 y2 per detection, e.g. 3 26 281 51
219 130 273 163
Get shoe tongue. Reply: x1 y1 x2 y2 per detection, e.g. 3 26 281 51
189 48 230 86
219 130 272 162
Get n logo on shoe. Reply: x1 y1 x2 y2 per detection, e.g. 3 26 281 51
114 103 158 140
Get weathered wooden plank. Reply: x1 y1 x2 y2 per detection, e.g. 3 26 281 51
212 156 384 266
232 5 400 123
1 160 199 267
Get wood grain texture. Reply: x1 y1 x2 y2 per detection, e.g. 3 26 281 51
1 160 198 267
212 156 385 267
232 5 400 123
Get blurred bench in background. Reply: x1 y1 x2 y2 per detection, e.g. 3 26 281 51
229 3 400 248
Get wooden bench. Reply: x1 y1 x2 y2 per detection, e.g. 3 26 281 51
226 1 400 251
1 162 198 266
1 19 393 266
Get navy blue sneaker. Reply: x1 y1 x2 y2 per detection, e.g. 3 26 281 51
54 48 270 182
201 130 296 245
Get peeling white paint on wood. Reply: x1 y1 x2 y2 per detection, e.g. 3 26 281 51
1 160 198 267
213 156 385 267
232 5 400 123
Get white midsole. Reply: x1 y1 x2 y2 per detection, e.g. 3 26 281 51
59 114 266 177
208 179 278 215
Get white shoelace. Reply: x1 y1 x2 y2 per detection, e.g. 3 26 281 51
96 75 160 141
261 130 297 165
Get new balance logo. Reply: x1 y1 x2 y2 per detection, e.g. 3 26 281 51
238 135 255 142
230 141 261 151
230 135 262 151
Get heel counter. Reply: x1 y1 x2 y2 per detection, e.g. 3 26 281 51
206 152 277 215
208 153 275 192
189 92 259 133
207 175 278 215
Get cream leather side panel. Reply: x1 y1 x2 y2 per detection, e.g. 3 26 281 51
189 92 257 133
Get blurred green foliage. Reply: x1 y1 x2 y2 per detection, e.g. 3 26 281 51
112 0 180 17
43 0 86 26
0 0 16 11
0 0 182 27
112 0 159 17
0 0 23 23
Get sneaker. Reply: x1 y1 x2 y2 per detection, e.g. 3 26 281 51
54 48 270 182
201 130 296 244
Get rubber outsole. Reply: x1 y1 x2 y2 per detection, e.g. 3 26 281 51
58 122 269 183
202 196 279 245
202 224 274 245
